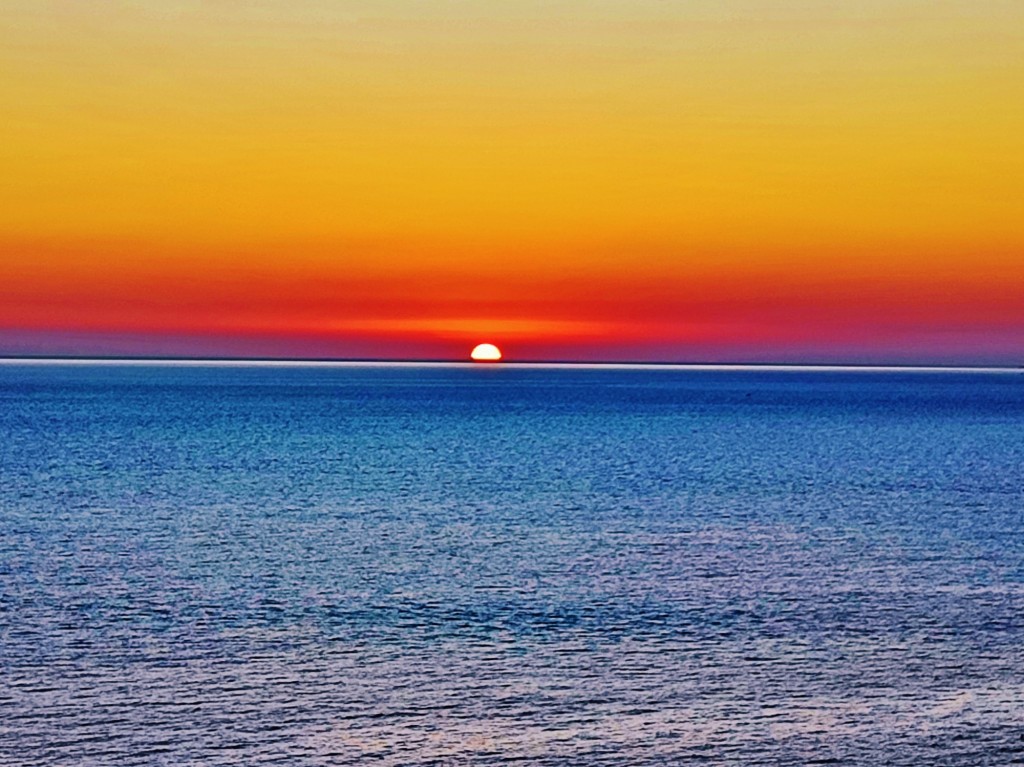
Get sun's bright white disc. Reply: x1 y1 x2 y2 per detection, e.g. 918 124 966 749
470 343 502 362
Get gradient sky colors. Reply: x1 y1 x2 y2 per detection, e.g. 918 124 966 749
2 1 1023 362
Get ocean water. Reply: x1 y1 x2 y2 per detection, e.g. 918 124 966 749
1 361 1023 766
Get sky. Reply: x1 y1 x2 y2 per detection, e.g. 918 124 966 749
2 1 1022 363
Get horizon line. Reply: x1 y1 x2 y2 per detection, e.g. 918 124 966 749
0 356 1021 374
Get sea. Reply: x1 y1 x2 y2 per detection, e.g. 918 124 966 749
1 361 1023 766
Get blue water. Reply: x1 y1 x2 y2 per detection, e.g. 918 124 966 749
1 362 1023 765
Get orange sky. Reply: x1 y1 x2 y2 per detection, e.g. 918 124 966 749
2 1 1022 362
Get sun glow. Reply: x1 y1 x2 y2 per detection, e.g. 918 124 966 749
470 343 502 362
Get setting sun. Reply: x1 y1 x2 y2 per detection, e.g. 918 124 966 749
470 343 502 362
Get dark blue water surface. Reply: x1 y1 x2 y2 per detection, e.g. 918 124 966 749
1 362 1023 765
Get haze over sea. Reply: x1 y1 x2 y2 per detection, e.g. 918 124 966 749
2 361 1023 765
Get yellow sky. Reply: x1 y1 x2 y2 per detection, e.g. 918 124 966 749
2 1 1023 359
